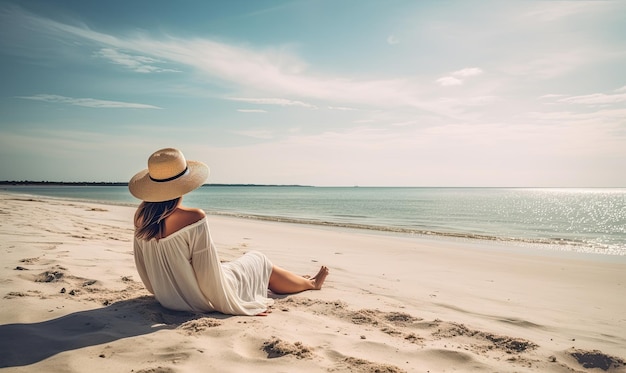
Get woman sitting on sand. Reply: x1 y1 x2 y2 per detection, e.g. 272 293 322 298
129 148 328 316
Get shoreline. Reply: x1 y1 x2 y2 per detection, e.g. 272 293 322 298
3 188 624 258
1 192 625 372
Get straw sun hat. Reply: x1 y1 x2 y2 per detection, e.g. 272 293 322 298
129 148 209 202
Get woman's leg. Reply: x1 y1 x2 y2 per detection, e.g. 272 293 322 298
268 265 329 294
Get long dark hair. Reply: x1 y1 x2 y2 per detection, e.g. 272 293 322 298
134 197 181 240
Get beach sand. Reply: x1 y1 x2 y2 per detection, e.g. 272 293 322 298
1 191 625 372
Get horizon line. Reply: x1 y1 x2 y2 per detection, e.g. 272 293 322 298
1 181 624 189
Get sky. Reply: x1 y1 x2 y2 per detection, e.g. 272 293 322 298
1 0 625 187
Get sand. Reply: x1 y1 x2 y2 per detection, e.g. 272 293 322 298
0 191 625 373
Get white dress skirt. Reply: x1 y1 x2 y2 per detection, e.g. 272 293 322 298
133 218 273 315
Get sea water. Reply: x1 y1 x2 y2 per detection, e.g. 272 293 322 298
3 186 625 256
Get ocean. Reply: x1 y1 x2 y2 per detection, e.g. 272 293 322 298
3 185 625 256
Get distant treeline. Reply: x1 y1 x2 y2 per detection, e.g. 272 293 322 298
0 181 311 187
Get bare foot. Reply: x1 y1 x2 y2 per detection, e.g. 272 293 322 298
307 265 328 281
311 266 329 290
303 266 324 280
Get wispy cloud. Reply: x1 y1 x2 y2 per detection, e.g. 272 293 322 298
538 94 565 100
542 86 626 106
16 94 161 109
93 48 180 73
559 93 626 106
237 109 267 113
1 7 440 113
229 97 318 109
436 67 483 86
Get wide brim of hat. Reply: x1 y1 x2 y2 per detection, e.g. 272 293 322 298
128 160 209 202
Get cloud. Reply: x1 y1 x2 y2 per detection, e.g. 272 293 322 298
229 97 318 109
538 94 565 100
206 112 626 186
237 109 267 113
2 6 445 114
541 86 626 106
386 35 399 45
452 67 483 77
436 76 462 86
436 67 483 86
16 94 161 109
93 48 180 73
558 93 626 105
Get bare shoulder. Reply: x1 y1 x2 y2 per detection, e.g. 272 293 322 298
177 206 206 221
162 207 206 238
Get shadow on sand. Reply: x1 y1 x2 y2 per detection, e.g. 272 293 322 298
0 296 229 368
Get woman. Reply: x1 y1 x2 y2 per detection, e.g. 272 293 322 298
129 148 328 316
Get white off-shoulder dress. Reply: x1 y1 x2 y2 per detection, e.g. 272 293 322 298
133 218 274 315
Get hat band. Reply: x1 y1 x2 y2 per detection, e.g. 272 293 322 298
149 167 189 183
